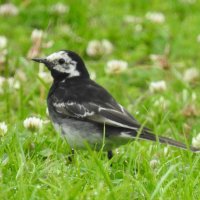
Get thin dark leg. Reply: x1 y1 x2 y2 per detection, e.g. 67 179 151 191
107 150 113 160
68 149 75 162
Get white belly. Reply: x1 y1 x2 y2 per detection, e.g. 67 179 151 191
52 118 103 149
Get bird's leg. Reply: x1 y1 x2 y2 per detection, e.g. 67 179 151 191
107 150 113 160
68 149 75 162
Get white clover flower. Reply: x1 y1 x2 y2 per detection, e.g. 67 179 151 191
105 60 128 75
86 40 103 57
0 3 19 16
0 36 7 49
51 3 69 14
23 117 43 131
149 80 167 93
28 29 44 58
123 15 143 24
192 133 200 148
0 122 7 136
150 159 160 169
183 68 199 83
145 12 165 24
31 29 44 42
101 39 113 55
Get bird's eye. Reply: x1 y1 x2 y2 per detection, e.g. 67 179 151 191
58 58 65 64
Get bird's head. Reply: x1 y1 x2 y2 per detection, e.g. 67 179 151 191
32 50 89 80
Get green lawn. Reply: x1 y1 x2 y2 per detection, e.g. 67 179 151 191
0 0 200 199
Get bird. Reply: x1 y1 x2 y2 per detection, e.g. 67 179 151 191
32 50 200 159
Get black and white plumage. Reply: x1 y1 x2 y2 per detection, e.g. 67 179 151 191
32 50 200 156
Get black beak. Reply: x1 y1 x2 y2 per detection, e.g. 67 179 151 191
32 58 53 68
32 58 47 63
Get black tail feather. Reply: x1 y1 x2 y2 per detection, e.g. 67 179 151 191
137 131 200 153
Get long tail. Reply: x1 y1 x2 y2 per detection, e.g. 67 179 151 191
135 130 200 153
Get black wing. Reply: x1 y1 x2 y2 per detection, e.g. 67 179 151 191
52 100 145 130
49 79 145 131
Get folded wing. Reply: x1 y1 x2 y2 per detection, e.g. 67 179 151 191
52 100 147 131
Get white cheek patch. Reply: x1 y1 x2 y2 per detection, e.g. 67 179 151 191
47 51 80 78
53 63 80 77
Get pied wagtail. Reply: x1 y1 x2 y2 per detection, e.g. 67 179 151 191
32 50 199 158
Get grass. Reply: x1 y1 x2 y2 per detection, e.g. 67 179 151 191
0 0 200 199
